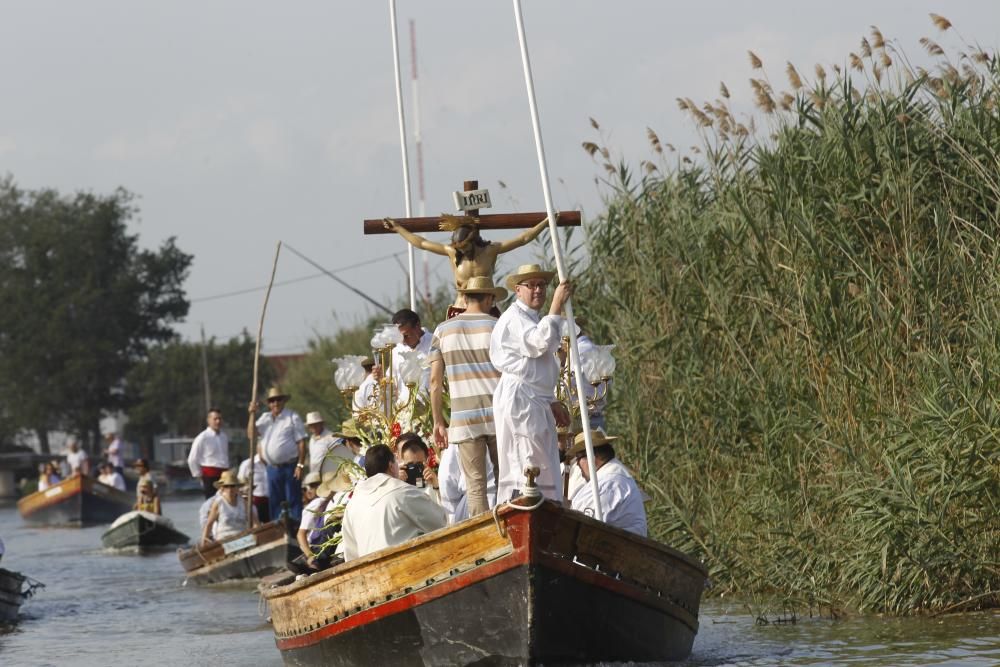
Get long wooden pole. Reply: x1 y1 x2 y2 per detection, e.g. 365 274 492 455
512 0 602 520
247 241 282 527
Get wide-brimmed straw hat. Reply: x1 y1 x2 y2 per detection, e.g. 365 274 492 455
266 386 290 401
566 429 619 459
458 275 507 301
305 411 324 426
316 456 354 496
302 471 322 487
505 263 556 292
213 470 244 489
332 419 360 440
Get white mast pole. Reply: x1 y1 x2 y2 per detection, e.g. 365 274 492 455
410 20 430 304
388 0 416 310
511 0 602 520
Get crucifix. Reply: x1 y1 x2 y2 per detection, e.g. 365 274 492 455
364 179 580 316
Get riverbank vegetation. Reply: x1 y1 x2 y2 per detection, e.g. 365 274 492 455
576 17 999 615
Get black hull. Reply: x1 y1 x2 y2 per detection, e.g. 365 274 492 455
0 569 26 624
279 562 696 666
101 513 190 550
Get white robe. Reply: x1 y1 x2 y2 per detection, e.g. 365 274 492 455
489 299 563 503
341 473 447 561
437 445 496 524
570 459 648 537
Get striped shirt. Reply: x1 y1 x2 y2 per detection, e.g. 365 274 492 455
430 313 502 442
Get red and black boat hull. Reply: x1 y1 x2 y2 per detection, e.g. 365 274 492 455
17 474 134 527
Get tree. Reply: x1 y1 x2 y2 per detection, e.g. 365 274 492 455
0 177 192 453
123 334 274 454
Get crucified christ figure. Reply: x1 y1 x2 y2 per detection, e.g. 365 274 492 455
382 214 550 315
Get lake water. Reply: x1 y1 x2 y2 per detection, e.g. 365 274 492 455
1 497 998 666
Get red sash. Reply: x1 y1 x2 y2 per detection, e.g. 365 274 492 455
201 466 225 478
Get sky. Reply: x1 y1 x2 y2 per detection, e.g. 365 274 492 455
2 1 999 355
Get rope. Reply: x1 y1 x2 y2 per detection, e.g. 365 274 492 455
21 576 45 599
492 496 546 538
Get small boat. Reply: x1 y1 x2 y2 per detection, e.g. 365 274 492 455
262 500 707 666
101 510 190 550
0 568 41 624
177 519 296 585
17 473 134 527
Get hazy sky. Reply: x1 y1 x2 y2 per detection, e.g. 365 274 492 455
2 1 998 354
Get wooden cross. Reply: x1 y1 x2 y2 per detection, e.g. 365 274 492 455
362 179 581 234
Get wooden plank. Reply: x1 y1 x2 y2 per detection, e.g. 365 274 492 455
363 210 581 235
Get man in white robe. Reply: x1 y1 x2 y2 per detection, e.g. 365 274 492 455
489 264 573 503
341 444 446 561
568 430 648 537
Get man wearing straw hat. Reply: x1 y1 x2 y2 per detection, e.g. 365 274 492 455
566 430 647 537
490 264 573 503
429 275 506 517
249 386 307 522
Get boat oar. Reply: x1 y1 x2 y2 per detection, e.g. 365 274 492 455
247 241 282 528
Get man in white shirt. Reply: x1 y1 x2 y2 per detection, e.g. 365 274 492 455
238 454 270 523
187 408 230 499
489 264 572 504
341 444 446 561
97 461 126 491
102 430 124 476
352 357 377 415
249 386 307 523
64 436 90 477
379 309 433 405
305 411 353 473
567 430 647 537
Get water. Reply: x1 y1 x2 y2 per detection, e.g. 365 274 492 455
1 497 998 666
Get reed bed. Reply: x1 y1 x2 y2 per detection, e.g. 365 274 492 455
577 17 999 615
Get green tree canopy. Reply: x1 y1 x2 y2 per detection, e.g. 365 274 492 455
0 177 192 453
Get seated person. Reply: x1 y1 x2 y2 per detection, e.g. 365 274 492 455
437 443 496 524
97 461 127 491
341 444 446 561
290 472 343 574
394 433 440 503
134 479 161 514
200 470 257 546
38 462 62 491
199 490 220 539
567 430 648 537
133 458 157 497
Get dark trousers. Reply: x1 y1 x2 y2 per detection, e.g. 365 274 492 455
201 473 221 499
253 495 271 523
266 462 302 523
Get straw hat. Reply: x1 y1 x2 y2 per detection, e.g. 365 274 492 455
332 419 360 440
505 263 555 292
316 457 354 496
458 275 507 301
266 386 290 401
566 429 619 459
305 411 324 426
213 470 244 489
361 356 375 369
302 471 322 487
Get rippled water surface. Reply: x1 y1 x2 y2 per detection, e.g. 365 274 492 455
1 497 998 666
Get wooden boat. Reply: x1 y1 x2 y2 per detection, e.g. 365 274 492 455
178 518 296 585
262 500 707 666
17 473 134 527
101 510 190 550
0 568 28 623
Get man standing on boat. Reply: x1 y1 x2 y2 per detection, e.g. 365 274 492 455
567 430 647 536
429 275 505 516
102 429 124 477
187 408 230 499
373 309 433 405
341 444 446 561
352 356 377 415
249 386 307 523
490 264 572 503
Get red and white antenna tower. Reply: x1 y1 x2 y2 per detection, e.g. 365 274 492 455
409 19 431 304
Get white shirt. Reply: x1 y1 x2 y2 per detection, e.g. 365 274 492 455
256 408 306 465
570 459 648 537
391 329 433 405
353 373 377 413
66 449 89 474
341 473 447 561
238 456 268 498
98 471 126 491
187 427 230 477
490 300 562 400
213 495 249 541
199 492 220 534
106 438 123 468
309 429 353 473
437 444 496 524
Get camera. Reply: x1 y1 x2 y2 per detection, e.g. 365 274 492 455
403 462 425 487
